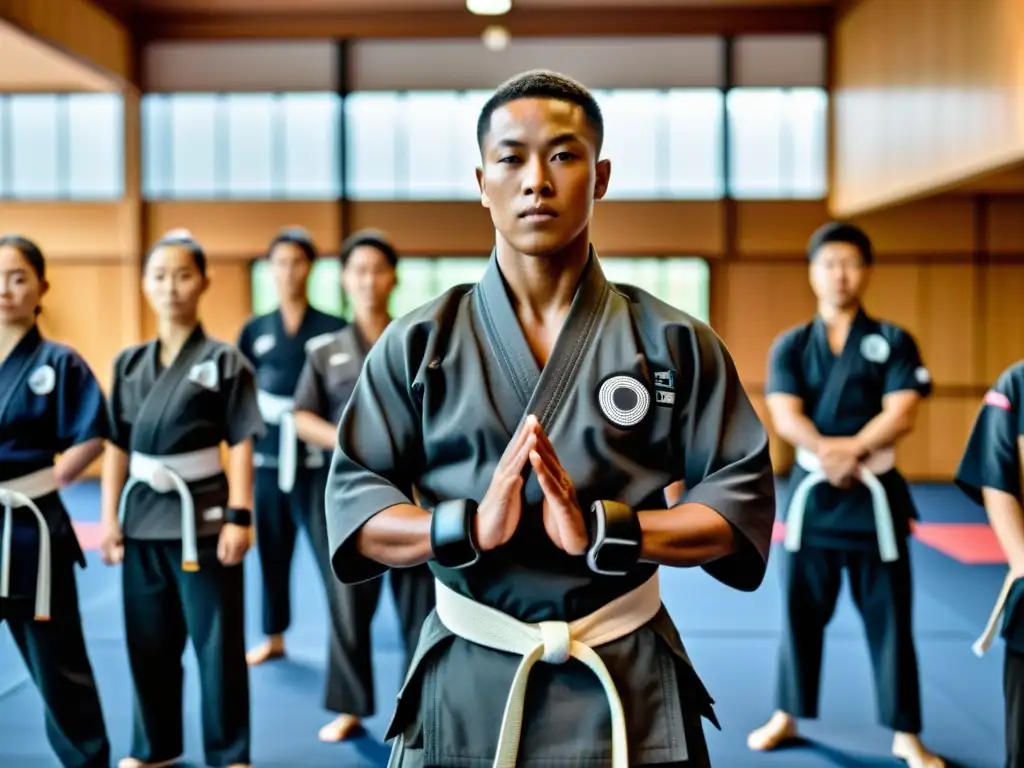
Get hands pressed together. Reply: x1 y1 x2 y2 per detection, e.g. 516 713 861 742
474 414 589 556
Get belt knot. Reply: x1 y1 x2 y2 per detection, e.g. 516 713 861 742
539 621 571 664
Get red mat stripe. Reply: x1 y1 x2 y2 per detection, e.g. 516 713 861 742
771 520 1005 564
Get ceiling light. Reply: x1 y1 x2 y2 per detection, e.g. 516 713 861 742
467 0 511 16
482 25 510 52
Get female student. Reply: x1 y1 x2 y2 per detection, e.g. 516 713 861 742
99 230 265 768
292 230 435 742
0 233 111 768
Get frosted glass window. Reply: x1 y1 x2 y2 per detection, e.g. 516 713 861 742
727 87 827 199
281 93 340 199
454 90 491 200
344 92 400 199
168 94 218 197
226 94 275 198
8 95 60 198
0 100 8 197
666 89 725 198
66 94 124 198
142 95 171 198
403 92 462 199
596 90 661 199
787 88 828 198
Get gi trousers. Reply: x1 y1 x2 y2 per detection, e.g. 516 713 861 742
122 536 249 767
774 543 923 734
0 554 110 768
1007 648 1024 768
300 467 435 716
254 465 322 636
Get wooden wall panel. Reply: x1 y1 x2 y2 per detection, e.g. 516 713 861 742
144 202 340 258
735 200 829 257
0 202 133 259
0 0 131 84
832 0 1024 216
714 262 816 383
987 196 1024 256
983 265 1024 384
37 262 130 391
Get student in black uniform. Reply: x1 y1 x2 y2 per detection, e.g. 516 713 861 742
748 222 944 768
0 234 111 768
237 227 346 666
99 230 265 768
293 230 436 743
955 364 1024 768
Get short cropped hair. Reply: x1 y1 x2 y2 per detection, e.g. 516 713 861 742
807 221 874 266
267 226 318 262
340 229 399 269
476 69 604 155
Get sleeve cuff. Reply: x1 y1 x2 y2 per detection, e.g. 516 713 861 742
327 487 413 584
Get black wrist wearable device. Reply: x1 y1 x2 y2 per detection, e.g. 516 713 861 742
430 499 481 569
225 507 253 527
586 500 642 576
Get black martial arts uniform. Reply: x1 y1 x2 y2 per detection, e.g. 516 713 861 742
238 307 345 638
293 323 435 718
0 325 110 768
325 249 777 767
766 307 932 734
955 362 1024 768
109 323 265 767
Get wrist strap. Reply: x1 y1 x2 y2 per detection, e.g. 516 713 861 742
431 499 481 569
586 500 642 576
225 507 253 527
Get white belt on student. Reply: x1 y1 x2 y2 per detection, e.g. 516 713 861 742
785 446 900 563
117 446 223 572
434 573 663 768
257 390 298 494
973 571 1017 657
0 467 58 621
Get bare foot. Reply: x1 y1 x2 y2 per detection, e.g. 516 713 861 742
117 757 180 768
747 710 798 751
893 733 946 768
318 714 363 742
246 636 285 666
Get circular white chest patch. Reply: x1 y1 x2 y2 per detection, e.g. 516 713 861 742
597 375 650 428
860 333 891 364
27 364 56 396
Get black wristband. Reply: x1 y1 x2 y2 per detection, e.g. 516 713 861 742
430 499 481 569
225 507 253 527
586 500 642 576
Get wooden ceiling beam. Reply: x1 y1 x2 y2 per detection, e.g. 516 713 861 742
132 5 833 41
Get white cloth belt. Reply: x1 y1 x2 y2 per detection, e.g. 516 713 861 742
434 573 663 768
973 571 1016 657
118 447 223 572
786 446 900 563
0 467 58 621
257 390 298 494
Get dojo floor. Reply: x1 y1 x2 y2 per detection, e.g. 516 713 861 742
0 481 1009 768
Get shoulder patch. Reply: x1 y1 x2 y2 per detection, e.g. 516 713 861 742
305 332 337 354
984 389 1013 412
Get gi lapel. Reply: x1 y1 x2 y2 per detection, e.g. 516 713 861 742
0 326 44 427
132 324 210 453
810 308 869 426
475 246 610 436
